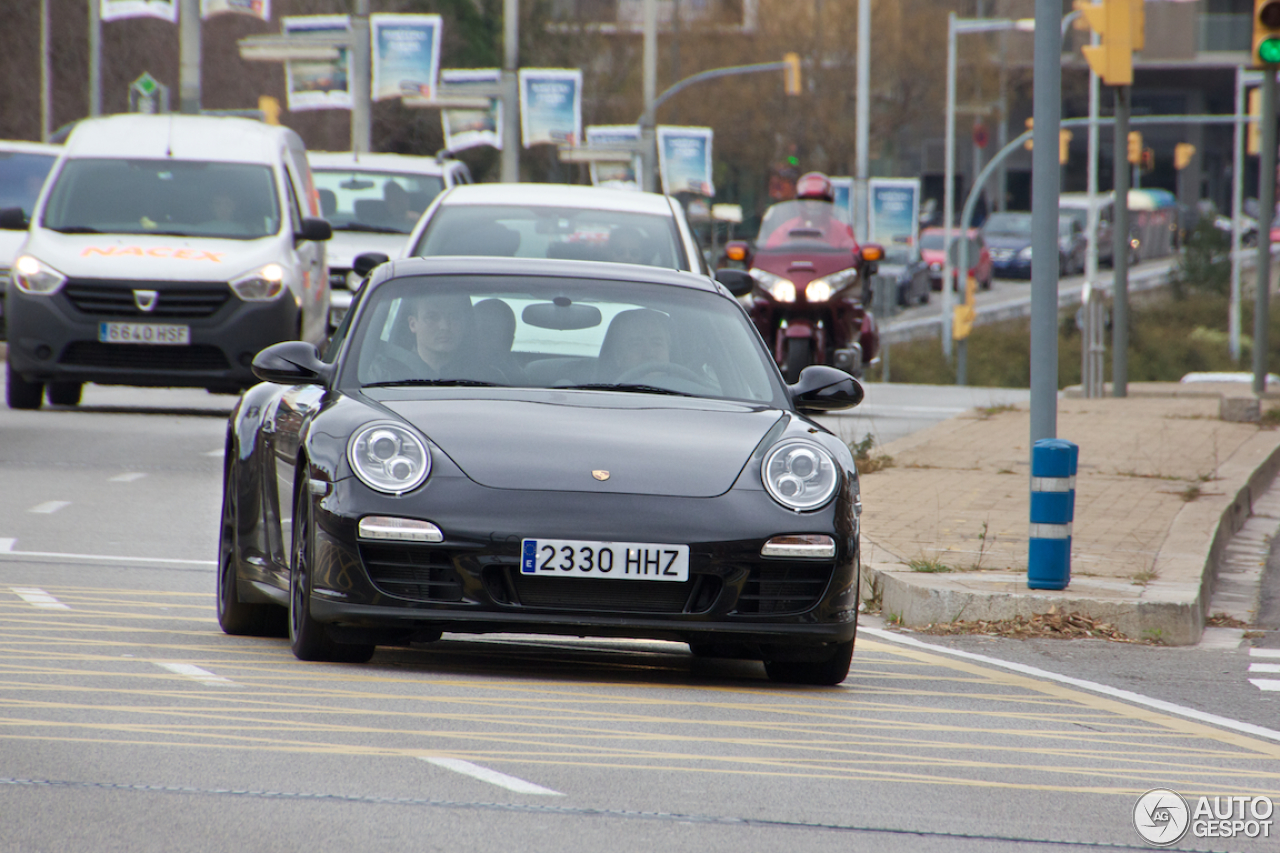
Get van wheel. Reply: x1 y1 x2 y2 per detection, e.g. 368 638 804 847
6 362 43 410
46 381 82 406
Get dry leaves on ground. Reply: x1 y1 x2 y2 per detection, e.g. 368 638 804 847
912 605 1145 643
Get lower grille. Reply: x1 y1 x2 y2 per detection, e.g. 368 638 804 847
511 573 697 613
63 279 230 318
735 564 833 615
59 341 229 371
361 544 464 602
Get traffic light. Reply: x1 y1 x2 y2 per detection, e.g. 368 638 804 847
258 95 281 125
1127 130 1143 164
1078 0 1134 86
1174 143 1196 170
1059 129 1073 165
783 53 802 96
1249 87 1262 155
1024 117 1034 151
1140 148 1155 172
1255 0 1280 66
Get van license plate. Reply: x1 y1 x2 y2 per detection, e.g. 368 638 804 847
99 322 190 345
521 539 689 581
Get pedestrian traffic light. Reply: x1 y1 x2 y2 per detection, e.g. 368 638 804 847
1255 0 1280 66
1078 0 1134 86
783 53 802 96
1249 87 1262 155
1174 142 1196 170
1024 117 1034 151
1127 130 1143 164
1059 129 1073 165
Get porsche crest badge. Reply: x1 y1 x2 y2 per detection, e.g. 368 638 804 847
592 470 610 481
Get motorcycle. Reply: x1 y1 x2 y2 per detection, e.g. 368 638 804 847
724 198 882 382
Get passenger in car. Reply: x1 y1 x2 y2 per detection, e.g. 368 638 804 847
605 226 653 265
596 308 672 381
473 298 523 382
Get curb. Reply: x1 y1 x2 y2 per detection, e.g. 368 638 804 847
860 429 1280 646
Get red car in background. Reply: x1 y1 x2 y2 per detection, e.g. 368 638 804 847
919 226 993 292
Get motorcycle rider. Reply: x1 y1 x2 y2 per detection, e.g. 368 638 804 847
761 171 857 250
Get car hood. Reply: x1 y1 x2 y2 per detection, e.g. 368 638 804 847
19 230 287 280
983 234 1032 251
376 394 786 497
325 229 410 271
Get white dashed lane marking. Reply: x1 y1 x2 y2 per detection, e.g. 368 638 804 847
109 473 147 483
10 588 70 610
153 662 235 686
0 539 14 553
1248 649 1280 692
418 757 563 796
28 501 70 514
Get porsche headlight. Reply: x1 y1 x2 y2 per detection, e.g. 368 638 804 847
762 440 839 511
751 268 796 303
348 422 431 495
230 263 288 301
12 255 66 295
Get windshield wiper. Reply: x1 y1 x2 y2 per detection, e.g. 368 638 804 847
559 383 694 397
363 378 504 388
48 225 100 234
339 223 408 235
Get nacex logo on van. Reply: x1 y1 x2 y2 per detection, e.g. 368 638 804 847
79 246 225 262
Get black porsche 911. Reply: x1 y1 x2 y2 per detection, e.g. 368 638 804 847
217 255 865 684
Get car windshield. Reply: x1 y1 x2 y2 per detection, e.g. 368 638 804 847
343 273 785 405
0 151 57 213
313 169 444 235
411 204 687 269
1058 218 1077 237
41 158 280 239
755 199 857 252
919 232 946 250
1059 207 1088 229
983 212 1034 237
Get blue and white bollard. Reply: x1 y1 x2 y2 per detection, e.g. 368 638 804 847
1028 438 1078 590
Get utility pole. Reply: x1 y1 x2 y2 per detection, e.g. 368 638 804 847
854 0 870 240
640 0 658 192
89 0 101 117
178 0 201 114
1252 1 1280 394
501 0 520 182
1029 0 1063 442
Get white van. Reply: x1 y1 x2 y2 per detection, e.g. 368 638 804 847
1 114 331 409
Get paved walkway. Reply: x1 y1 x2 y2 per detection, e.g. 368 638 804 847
858 382 1280 645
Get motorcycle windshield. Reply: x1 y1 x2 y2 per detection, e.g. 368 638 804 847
756 200 858 252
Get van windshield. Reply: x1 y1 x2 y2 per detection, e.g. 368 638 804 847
41 158 281 239
313 169 444 234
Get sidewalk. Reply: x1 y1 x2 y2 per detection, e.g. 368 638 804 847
858 382 1280 645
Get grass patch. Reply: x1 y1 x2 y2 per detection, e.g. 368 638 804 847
850 434 894 474
867 291 1280 387
909 557 953 573
976 404 1018 418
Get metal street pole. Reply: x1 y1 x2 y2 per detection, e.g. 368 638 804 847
1111 85 1130 397
40 0 50 139
1029 0 1062 443
640 0 658 192
1084 32 1099 296
350 0 372 154
854 0 870 241
89 0 101 117
1255 68 1276 395
178 0 201 114
500 0 520 182
942 13 957 360
1232 67 1245 363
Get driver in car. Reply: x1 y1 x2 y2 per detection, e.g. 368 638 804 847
597 308 672 381
406 291 476 377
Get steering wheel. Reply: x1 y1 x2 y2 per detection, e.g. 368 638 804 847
616 361 706 386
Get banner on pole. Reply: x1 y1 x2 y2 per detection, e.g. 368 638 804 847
283 15 351 112
586 125 640 190
201 0 269 20
102 0 177 23
657 126 714 197
519 69 582 148
371 14 442 102
441 69 502 152
868 177 921 251
830 177 854 225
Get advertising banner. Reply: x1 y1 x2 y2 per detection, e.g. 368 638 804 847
830 177 853 225
585 125 640 190
283 15 351 112
441 69 502 152
102 0 177 23
201 0 269 20
519 69 582 148
657 126 714 197
370 14 442 102
868 177 921 249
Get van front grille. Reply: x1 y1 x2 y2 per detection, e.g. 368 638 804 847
63 279 230 318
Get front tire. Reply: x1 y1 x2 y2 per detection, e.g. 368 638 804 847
6 362 43 410
764 639 855 686
216 464 280 636
46 381 82 406
783 338 811 383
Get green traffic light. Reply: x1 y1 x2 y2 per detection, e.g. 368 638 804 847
1260 36 1280 65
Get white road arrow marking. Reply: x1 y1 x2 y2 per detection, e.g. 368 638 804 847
10 588 69 609
419 757 563 796
1248 679 1280 692
153 662 235 686
28 501 70 514
109 473 147 483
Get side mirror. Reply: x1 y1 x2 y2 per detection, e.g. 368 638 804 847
790 365 863 414
297 217 332 243
252 340 334 386
0 207 29 231
715 268 754 297
352 252 390 278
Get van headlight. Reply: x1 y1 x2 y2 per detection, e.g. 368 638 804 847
348 422 431 495
230 263 288 301
12 255 66 295
762 440 839 511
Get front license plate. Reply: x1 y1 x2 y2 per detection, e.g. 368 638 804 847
521 539 689 582
98 322 190 345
